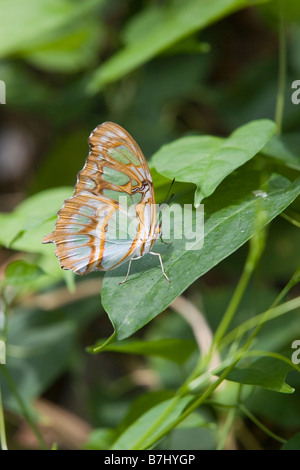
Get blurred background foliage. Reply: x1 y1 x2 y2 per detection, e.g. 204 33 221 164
0 0 300 450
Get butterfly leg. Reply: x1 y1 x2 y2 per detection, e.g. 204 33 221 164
119 256 143 285
150 252 170 283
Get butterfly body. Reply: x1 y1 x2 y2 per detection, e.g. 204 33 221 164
43 122 169 283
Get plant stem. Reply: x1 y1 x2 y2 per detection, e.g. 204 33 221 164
0 385 7 450
239 403 286 444
216 384 243 450
237 265 300 347
280 212 300 228
136 289 300 450
132 212 299 450
0 366 48 450
213 255 254 346
216 407 236 450
131 395 182 450
0 289 9 365
0 289 48 449
175 226 267 397
275 0 286 134
213 227 265 347
0 290 8 450
136 353 243 450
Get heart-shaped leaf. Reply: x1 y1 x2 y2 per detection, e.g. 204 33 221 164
100 170 300 341
152 119 276 206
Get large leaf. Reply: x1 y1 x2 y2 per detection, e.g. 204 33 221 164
100 171 300 341
152 119 276 206
88 0 267 92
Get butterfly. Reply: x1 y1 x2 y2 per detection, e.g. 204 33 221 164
42 121 170 284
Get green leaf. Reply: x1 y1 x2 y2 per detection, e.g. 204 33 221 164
0 187 72 253
0 0 100 59
111 391 212 451
101 171 300 341
3 260 43 287
259 0 300 25
115 390 174 437
88 0 265 92
261 133 300 171
152 119 276 206
110 396 193 450
88 338 196 365
0 295 101 413
220 297 300 353
22 19 102 73
0 310 75 412
85 428 116 450
281 432 300 450
223 355 295 394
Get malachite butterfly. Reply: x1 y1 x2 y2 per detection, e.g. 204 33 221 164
42 122 170 284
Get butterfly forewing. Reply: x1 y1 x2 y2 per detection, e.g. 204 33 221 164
43 122 156 275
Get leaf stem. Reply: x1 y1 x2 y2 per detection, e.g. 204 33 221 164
136 353 242 450
213 226 266 347
0 366 48 450
219 295 300 352
229 262 300 351
216 383 243 450
280 212 300 228
0 385 7 450
175 225 266 394
239 403 286 444
135 294 300 449
0 289 9 364
131 395 182 450
216 407 236 450
213 254 254 346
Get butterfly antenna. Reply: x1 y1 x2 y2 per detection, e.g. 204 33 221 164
158 178 175 222
167 192 175 205
158 179 175 246
165 178 175 204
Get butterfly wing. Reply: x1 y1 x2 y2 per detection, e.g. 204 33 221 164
42 122 156 275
